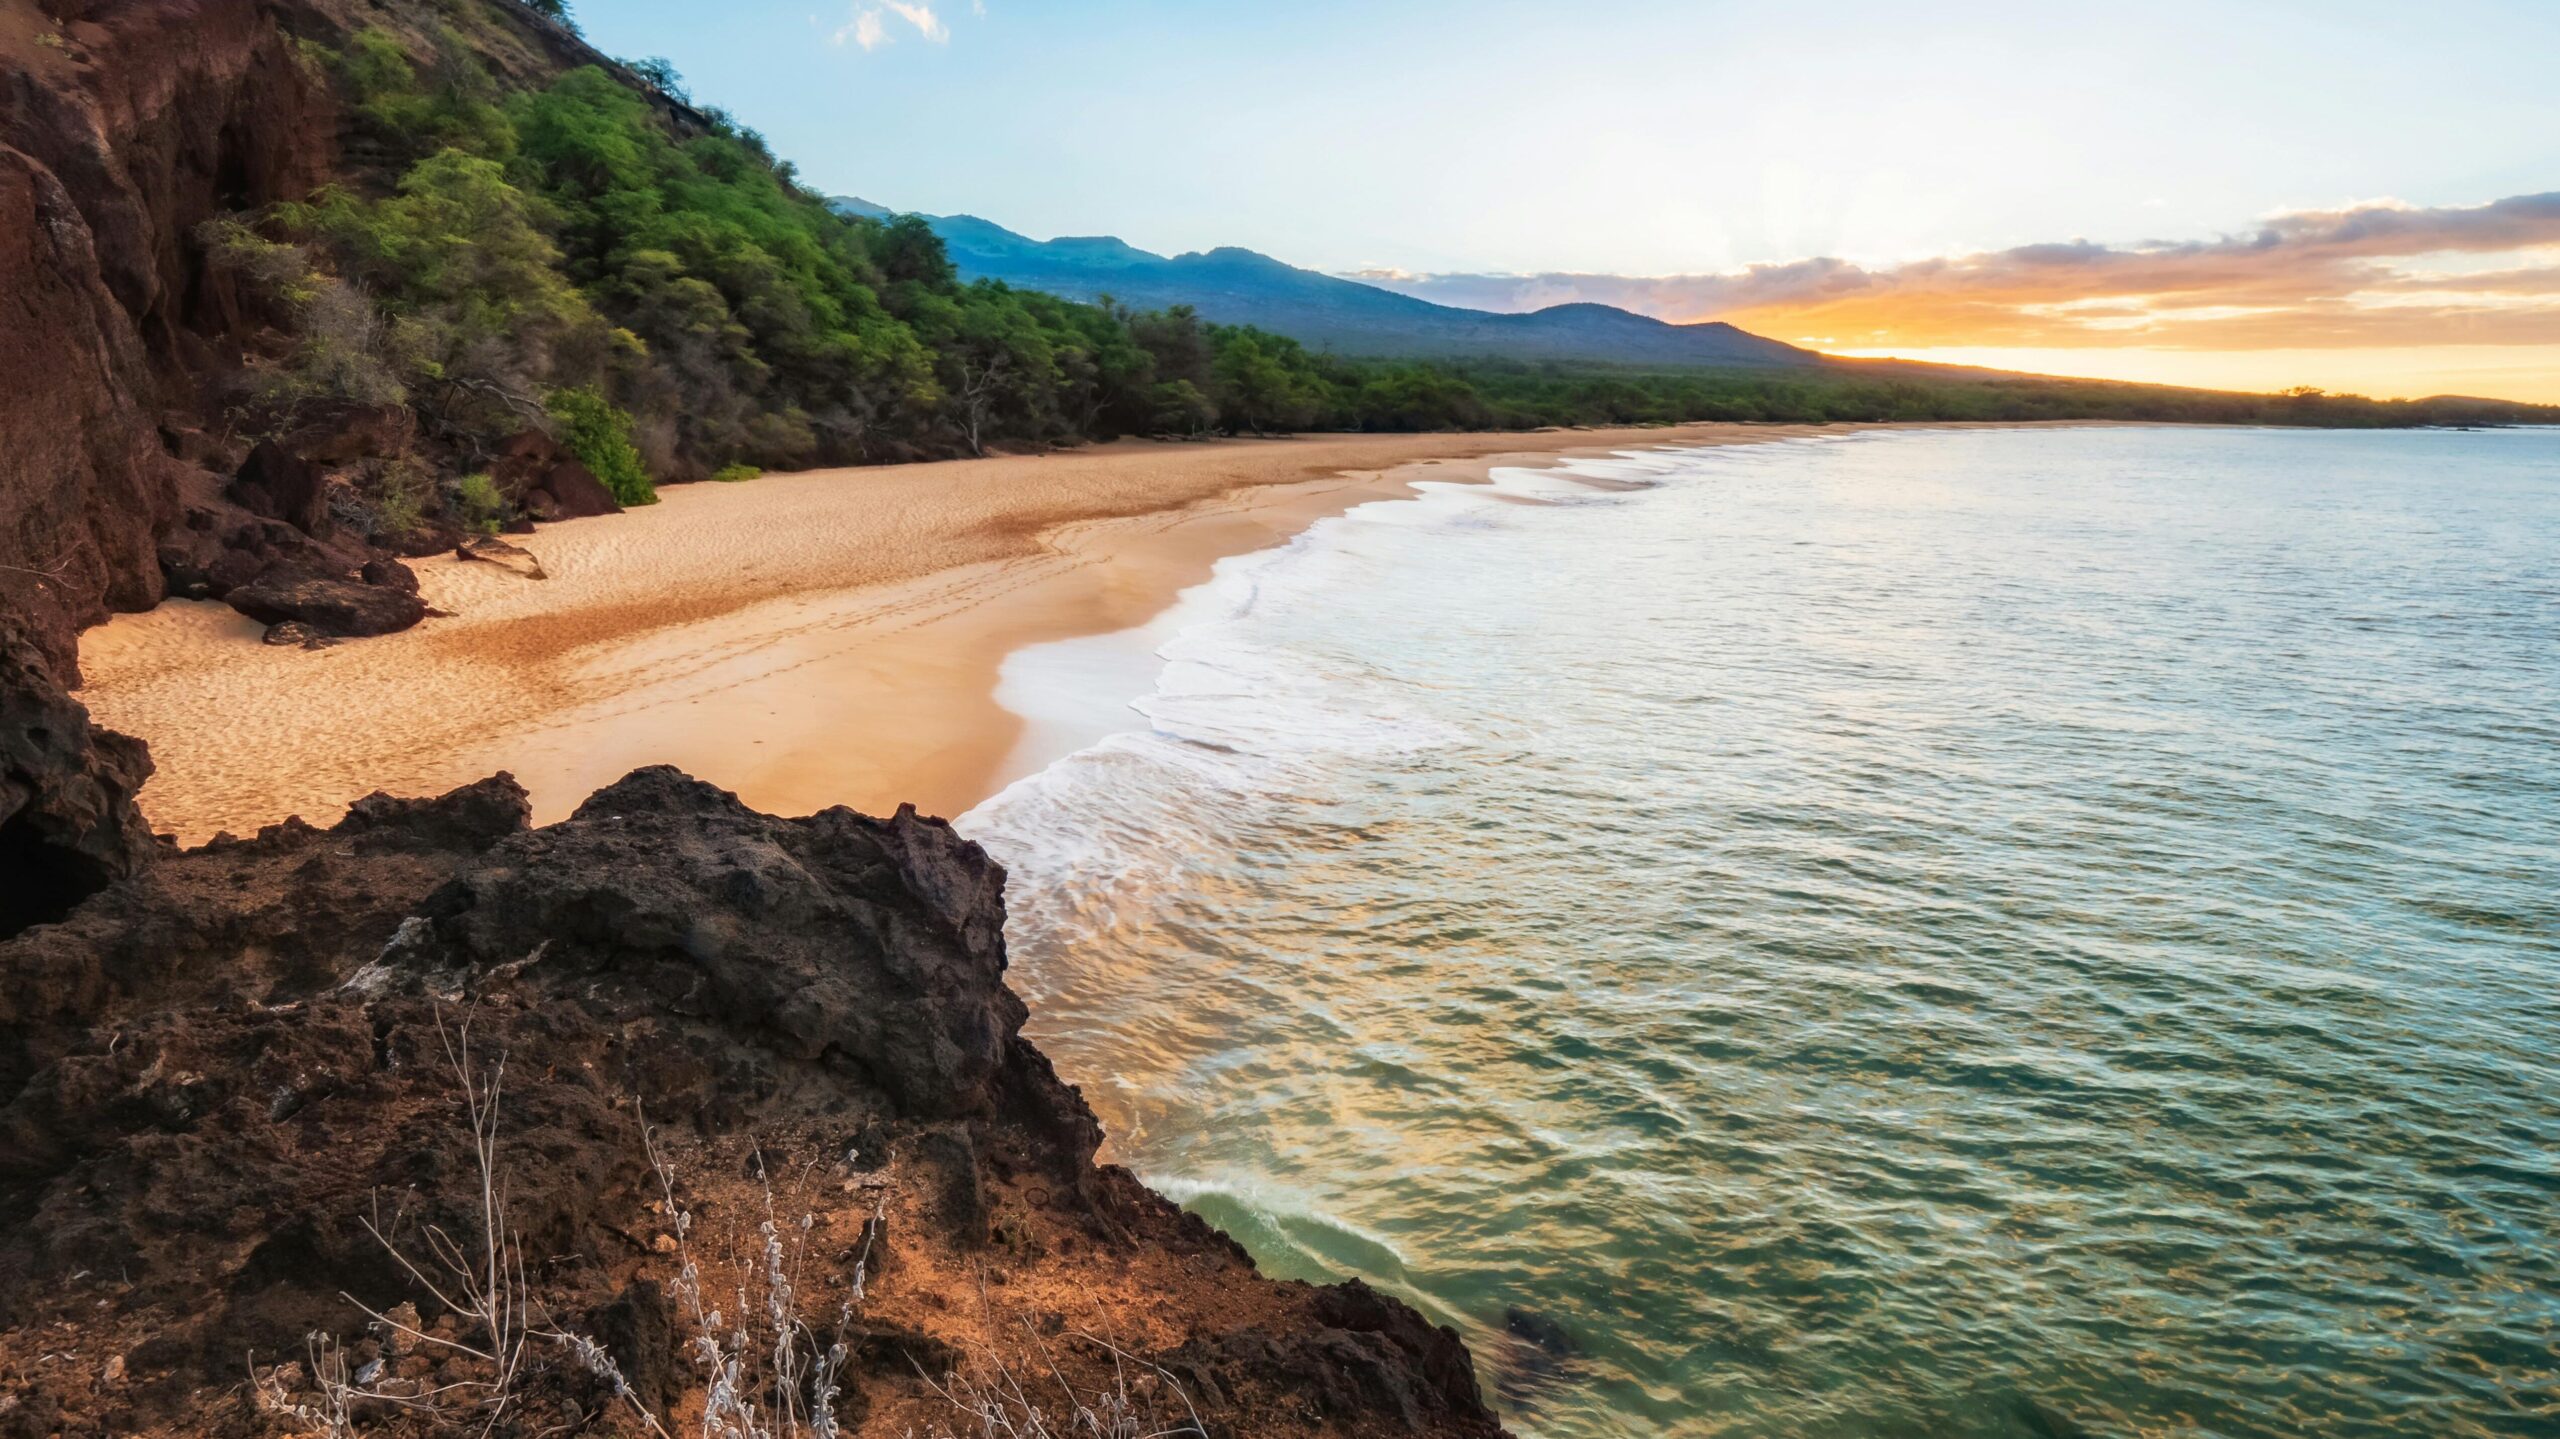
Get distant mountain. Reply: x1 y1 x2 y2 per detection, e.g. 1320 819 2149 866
831 199 1819 370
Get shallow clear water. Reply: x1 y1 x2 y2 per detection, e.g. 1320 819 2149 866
959 427 2560 1438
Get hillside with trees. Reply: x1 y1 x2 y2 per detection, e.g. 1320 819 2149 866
834 200 1822 369
183 0 2557 556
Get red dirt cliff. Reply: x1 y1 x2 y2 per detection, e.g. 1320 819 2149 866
0 5 1513 1435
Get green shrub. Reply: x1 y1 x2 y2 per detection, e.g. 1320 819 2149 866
1148 379 1218 436
709 463 761 484
196 218 318 309
338 27 517 164
451 472 507 534
369 457 433 536
546 386 656 505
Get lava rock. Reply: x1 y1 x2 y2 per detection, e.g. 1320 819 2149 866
227 440 332 537
335 775 533 854
583 1281 680 1418
491 430 623 522
405 767 1021 1118
0 764 1509 1438
358 557 419 593
282 403 413 467
455 533 547 579
226 566 429 637
258 621 331 648
0 624 155 939
160 511 336 603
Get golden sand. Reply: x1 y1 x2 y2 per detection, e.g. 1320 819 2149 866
78 425 1863 841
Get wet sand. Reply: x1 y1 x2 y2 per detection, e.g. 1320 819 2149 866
78 425 1866 841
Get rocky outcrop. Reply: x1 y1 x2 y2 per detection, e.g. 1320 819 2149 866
0 0 343 926
0 0 338 670
0 768 1508 1437
224 563 429 637
418 769 1027 1119
0 0 632 906
0 142 176 672
227 438 336 537
0 625 154 941
491 429 623 523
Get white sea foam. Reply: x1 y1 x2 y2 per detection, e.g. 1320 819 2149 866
954 427 2560 1439
960 474 1501 873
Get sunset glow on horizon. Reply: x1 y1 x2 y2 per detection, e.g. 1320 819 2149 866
1818 346 2560 406
583 1 2560 405
1358 194 2560 404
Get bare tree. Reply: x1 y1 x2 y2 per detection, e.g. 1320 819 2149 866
342 1014 539 1429
953 354 1009 457
254 1011 657 1437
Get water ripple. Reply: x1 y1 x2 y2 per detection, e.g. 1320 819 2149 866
966 428 2560 1438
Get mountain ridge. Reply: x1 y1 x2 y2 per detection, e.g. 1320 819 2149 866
834 198 1822 370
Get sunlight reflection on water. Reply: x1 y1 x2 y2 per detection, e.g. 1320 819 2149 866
963 427 2560 1438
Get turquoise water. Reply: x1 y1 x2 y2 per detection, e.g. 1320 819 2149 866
961 426 2560 1438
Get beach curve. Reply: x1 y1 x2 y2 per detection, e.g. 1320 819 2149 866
80 424 1868 842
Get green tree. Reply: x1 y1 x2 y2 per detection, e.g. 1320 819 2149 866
626 56 688 103
1211 332 1320 434
1149 380 1218 436
277 149 623 442
547 387 657 505
211 20 2531 515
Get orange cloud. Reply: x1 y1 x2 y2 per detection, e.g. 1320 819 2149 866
1352 194 2560 382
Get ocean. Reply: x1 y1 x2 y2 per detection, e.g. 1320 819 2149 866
958 425 2560 1438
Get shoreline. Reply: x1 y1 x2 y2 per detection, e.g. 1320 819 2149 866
79 422 2030 843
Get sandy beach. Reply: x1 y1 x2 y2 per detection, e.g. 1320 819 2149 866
78 424 1860 842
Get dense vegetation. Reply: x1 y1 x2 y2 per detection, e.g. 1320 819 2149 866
204 2 2550 531
1266 359 2558 431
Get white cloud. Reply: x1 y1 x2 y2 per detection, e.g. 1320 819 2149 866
885 1 948 41
832 0 955 50
1347 192 2560 351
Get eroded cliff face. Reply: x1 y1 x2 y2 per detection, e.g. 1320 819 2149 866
0 767 1505 1437
0 6 1512 1431
0 0 341 925
1 0 336 662
0 628 152 935
0 0 681 926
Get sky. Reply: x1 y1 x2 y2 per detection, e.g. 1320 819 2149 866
576 0 2560 401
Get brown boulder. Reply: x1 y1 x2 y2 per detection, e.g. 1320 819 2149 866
226 439 331 536
282 403 412 466
0 625 155 939
378 520 471 560
526 471 622 521
203 542 272 594
456 533 547 579
158 510 337 602
0 0 334 673
225 565 428 637
358 556 420 593
491 429 623 522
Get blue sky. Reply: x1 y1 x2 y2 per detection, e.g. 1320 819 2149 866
572 1 2560 398
577 0 2555 273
